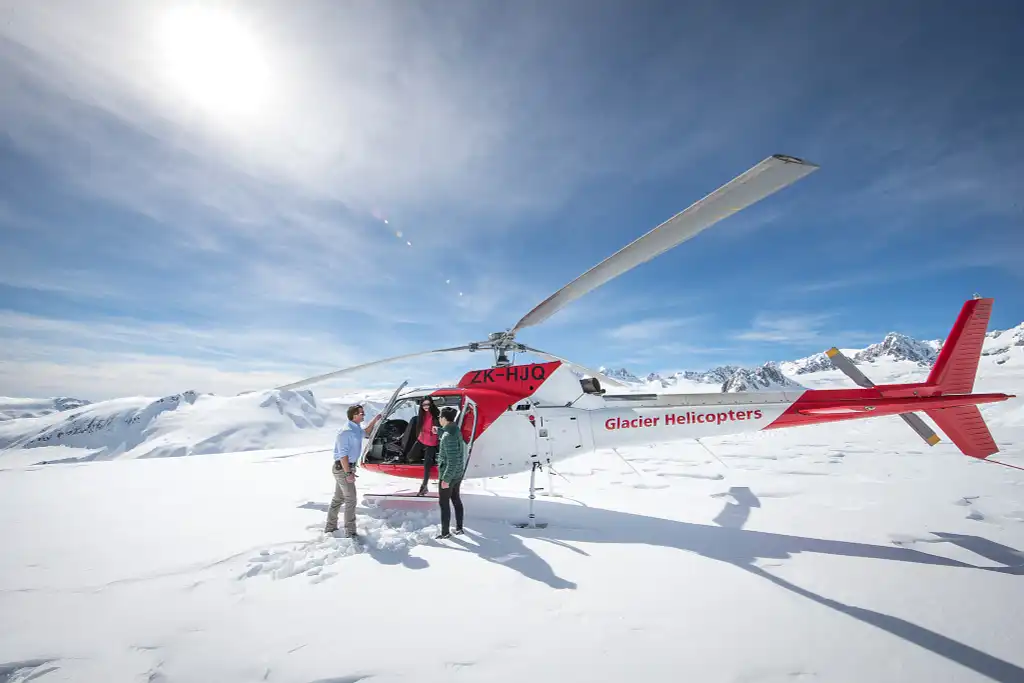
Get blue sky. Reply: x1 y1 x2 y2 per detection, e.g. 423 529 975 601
1 0 1022 400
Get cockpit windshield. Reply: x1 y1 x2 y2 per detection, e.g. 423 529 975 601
387 394 462 421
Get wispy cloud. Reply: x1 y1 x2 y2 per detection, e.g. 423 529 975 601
783 246 1024 296
0 311 486 400
605 316 705 343
731 311 876 349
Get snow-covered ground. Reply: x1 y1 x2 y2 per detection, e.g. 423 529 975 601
1 333 1023 682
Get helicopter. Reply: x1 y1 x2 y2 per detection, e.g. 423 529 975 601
272 154 1017 511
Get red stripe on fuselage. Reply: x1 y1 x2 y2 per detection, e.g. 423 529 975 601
764 388 1012 430
451 361 561 439
362 463 438 480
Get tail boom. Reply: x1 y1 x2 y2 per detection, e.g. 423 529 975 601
763 389 1011 430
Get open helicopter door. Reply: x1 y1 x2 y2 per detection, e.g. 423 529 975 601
457 394 479 476
358 380 408 468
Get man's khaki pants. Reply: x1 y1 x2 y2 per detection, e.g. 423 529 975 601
325 460 357 535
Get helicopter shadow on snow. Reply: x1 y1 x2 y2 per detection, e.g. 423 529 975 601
443 526 583 590
458 493 1024 683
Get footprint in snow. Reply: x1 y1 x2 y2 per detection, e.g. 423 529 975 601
953 496 990 522
239 508 438 582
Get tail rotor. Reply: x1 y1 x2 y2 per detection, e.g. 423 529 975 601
825 346 942 447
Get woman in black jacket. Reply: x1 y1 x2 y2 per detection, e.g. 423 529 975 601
401 396 441 495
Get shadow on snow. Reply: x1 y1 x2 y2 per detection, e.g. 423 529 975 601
391 492 1024 682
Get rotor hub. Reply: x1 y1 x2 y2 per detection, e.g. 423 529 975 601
486 331 519 351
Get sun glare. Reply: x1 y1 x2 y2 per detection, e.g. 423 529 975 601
156 6 272 119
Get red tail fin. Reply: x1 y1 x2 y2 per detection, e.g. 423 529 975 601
924 405 998 458
923 297 1002 458
926 296 992 393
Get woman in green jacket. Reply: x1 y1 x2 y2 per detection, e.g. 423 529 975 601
435 406 466 539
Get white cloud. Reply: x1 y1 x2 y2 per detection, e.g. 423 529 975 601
0 1 647 237
605 316 704 343
0 311 492 400
783 247 1024 296
0 355 300 402
731 311 877 349
732 312 835 344
1 1 713 338
0 349 489 403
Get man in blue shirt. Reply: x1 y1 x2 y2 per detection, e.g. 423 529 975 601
325 404 381 537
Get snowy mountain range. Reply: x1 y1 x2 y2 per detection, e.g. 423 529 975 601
1 319 1022 463
601 321 1024 392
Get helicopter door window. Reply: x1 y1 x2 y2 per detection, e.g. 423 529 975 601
366 397 420 465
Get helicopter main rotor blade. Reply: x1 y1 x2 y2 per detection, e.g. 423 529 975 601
274 344 480 391
520 344 632 388
511 154 819 333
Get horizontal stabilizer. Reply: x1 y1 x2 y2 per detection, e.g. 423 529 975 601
924 405 999 458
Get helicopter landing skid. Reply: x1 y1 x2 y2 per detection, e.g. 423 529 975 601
511 461 549 529
362 489 437 511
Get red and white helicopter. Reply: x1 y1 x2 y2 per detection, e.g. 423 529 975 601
275 154 1017 512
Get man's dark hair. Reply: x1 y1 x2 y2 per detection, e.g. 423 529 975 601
347 404 364 420
440 406 458 422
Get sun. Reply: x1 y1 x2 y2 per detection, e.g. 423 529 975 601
155 5 272 119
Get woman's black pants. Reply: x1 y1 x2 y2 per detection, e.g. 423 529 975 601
407 442 438 493
439 477 464 533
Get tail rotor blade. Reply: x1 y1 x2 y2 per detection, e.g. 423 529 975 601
897 411 943 447
825 347 941 447
511 154 819 332
824 346 875 389
274 344 479 391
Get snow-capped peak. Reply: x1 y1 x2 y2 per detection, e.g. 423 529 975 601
722 362 802 393
852 332 939 366
597 366 641 383
983 321 1024 357
0 396 92 422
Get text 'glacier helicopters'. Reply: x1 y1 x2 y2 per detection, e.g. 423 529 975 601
272 154 1017 508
